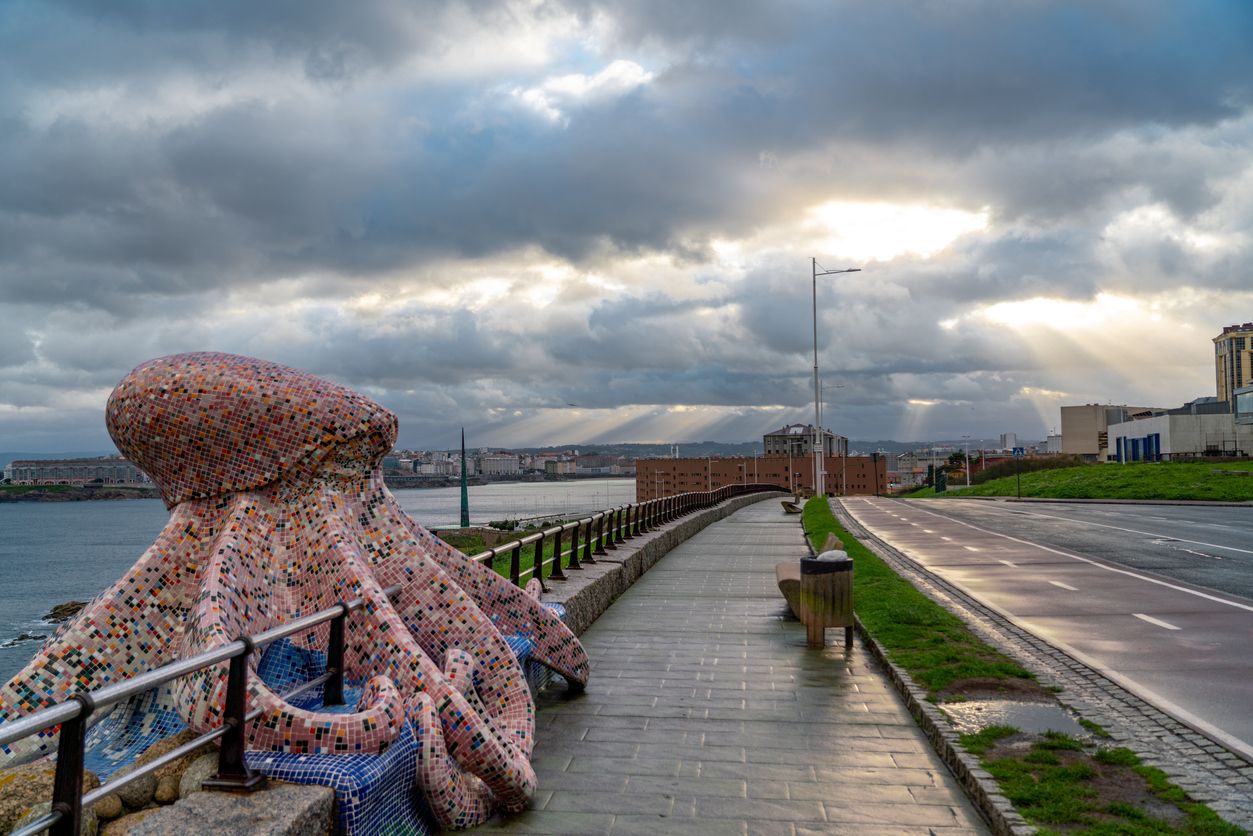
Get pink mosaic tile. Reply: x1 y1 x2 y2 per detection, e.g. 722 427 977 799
0 352 589 830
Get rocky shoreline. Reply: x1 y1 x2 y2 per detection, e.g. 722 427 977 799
0 486 159 502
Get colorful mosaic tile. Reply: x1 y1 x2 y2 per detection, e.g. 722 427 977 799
0 352 589 831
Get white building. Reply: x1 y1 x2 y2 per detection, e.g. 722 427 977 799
1108 397 1252 461
478 454 521 476
4 457 149 485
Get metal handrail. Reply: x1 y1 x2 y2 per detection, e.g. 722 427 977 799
1 483 779 835
4 584 401 836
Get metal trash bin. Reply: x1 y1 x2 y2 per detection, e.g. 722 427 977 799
800 550 853 649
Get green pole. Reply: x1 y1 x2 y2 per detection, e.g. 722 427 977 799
460 428 470 528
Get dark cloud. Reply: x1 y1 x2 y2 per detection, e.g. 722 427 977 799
1 0 1251 449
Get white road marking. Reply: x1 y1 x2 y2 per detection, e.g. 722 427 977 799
923 529 935 533
967 506 1253 556
873 500 1253 614
1133 613 1182 631
1049 581 1078 591
940 536 952 541
964 546 980 552
999 560 1017 567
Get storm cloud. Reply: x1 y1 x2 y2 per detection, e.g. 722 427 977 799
2 0 1252 451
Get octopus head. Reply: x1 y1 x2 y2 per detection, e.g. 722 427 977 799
106 352 398 508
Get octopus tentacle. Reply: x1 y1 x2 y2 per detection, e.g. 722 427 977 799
0 352 589 830
383 488 591 687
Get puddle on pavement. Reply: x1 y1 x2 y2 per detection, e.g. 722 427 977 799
940 699 1087 737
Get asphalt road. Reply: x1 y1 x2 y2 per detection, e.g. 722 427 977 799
905 500 1253 600
841 497 1253 761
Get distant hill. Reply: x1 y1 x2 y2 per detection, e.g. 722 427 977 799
0 451 118 470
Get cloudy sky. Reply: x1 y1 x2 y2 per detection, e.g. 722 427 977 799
3 0 1252 452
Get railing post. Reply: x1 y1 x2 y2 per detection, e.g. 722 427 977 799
614 506 626 544
550 527 566 579
568 522 582 570
623 504 636 539
581 518 597 564
203 638 265 792
49 693 93 836
510 543 522 586
593 513 608 556
637 501 649 533
534 531 548 592
323 603 348 706
602 510 617 551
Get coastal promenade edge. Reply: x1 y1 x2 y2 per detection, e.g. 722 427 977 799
486 499 988 835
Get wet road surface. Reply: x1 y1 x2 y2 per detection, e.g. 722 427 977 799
841 497 1253 761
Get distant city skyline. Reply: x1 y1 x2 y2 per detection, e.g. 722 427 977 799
2 2 1251 451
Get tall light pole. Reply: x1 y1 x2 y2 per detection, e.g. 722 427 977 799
962 434 971 487
812 259 861 496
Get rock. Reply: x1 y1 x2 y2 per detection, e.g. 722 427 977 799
109 763 156 810
178 753 219 799
123 782 332 836
0 633 48 649
14 799 98 834
99 807 162 835
154 775 180 804
42 601 88 623
93 793 124 820
133 729 214 782
0 760 100 832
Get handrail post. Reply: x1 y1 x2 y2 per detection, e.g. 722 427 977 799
626 503 638 538
550 527 566 579
534 531 548 591
637 501 649 534
593 513 608 556
614 506 626 544
203 638 265 792
510 543 522 586
568 522 582 570
602 511 617 551
323 603 348 706
49 694 92 836
581 518 597 564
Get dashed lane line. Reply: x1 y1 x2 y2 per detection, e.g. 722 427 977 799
1134 612 1182 631
873 500 1253 615
1049 581 1079 591
934 504 1253 557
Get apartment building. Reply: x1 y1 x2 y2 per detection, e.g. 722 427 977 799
1215 322 1253 408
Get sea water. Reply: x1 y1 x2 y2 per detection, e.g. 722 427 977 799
0 478 635 681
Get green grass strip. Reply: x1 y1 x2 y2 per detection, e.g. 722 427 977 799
921 461 1253 502
802 496 1032 695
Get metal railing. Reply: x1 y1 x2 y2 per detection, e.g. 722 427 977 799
0 482 777 835
470 483 778 590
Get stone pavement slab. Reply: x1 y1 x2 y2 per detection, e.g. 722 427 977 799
487 500 988 835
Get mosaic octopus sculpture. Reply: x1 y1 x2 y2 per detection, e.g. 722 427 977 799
0 352 589 829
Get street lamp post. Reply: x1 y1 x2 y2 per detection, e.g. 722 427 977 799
812 259 860 497
962 434 971 488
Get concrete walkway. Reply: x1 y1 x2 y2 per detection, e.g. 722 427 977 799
486 500 987 835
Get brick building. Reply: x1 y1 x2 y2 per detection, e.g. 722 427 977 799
635 454 887 501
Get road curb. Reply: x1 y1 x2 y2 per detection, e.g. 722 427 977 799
854 616 1035 836
835 498 1253 830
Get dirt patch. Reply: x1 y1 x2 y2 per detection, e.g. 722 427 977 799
982 743 1191 832
938 675 1054 702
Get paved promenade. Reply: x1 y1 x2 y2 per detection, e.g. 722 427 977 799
487 500 987 835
